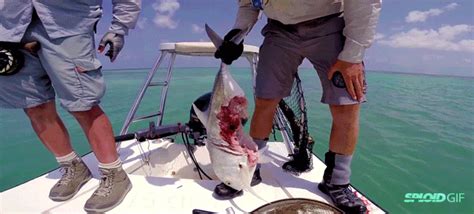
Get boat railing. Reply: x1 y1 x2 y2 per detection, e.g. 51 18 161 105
116 42 294 161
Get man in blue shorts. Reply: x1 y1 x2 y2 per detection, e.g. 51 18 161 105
0 1 140 212
214 1 381 213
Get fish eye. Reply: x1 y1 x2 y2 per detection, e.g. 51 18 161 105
238 163 243 169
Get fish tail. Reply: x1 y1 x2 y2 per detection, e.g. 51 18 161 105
241 167 268 203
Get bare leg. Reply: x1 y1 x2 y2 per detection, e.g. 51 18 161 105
24 101 73 157
328 104 360 155
250 97 280 139
70 105 118 164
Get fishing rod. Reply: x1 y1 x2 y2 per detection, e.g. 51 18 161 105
114 122 188 142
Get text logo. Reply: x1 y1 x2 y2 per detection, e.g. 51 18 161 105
404 193 465 203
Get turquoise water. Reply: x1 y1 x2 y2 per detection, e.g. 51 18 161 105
0 68 473 213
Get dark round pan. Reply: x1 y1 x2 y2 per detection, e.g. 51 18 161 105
251 198 343 214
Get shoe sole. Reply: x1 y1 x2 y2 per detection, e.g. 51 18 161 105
49 173 93 202
318 183 367 214
84 182 133 213
213 189 244 200
212 179 261 201
318 183 330 195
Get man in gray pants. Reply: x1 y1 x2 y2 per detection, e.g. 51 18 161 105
214 1 381 213
0 1 140 212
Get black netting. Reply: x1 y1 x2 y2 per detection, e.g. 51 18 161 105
278 73 314 175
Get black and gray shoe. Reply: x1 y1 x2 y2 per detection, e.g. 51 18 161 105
213 168 262 200
318 182 367 214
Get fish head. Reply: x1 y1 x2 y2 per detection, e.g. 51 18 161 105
209 145 256 191
217 159 256 191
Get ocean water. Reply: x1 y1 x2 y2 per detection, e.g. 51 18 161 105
0 68 473 213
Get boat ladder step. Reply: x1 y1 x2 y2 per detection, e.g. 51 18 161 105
149 81 168 87
132 112 162 123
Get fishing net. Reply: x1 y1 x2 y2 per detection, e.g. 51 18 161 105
277 73 314 175
251 198 343 214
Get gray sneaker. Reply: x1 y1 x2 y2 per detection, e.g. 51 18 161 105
49 157 92 201
84 167 132 213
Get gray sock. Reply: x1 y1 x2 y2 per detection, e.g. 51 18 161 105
254 138 268 150
331 153 352 185
253 138 268 170
323 151 353 186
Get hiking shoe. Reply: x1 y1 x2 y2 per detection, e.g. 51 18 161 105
318 182 367 214
84 167 132 213
213 168 262 200
49 157 92 201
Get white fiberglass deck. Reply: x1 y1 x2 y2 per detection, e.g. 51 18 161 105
0 138 385 214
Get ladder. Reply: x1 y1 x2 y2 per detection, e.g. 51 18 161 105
118 42 259 139
117 42 296 156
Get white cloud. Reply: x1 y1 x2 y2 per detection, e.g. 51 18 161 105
405 3 459 23
191 24 204 34
405 9 442 23
379 24 474 52
374 33 385 40
136 17 148 30
445 3 459 10
152 0 180 29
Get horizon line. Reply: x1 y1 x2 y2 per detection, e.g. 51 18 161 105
102 67 474 79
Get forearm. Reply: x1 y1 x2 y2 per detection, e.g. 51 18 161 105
338 0 382 63
233 2 260 35
109 0 142 35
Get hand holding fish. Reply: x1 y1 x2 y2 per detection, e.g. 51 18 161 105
214 29 244 65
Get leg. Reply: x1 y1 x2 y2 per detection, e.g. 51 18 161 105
214 97 280 200
249 98 280 140
302 15 367 213
31 21 130 210
329 104 360 155
1 20 95 202
70 105 118 164
23 101 73 157
214 20 304 200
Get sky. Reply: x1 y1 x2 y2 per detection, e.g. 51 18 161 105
96 0 474 77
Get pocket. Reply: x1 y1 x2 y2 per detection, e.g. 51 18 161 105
72 57 105 102
73 57 102 73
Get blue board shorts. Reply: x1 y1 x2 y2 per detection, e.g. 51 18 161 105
256 14 367 105
0 18 105 112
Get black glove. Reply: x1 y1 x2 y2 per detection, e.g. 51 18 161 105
0 42 25 76
214 29 244 65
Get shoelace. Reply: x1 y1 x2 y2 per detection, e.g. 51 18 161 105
93 171 114 197
57 165 75 186
330 187 358 204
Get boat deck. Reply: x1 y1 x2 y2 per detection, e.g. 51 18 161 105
0 139 385 213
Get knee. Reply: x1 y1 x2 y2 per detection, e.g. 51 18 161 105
330 104 360 124
70 105 103 120
24 102 57 122
254 98 280 114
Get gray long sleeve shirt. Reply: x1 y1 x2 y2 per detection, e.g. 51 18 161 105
234 0 382 63
0 0 141 42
